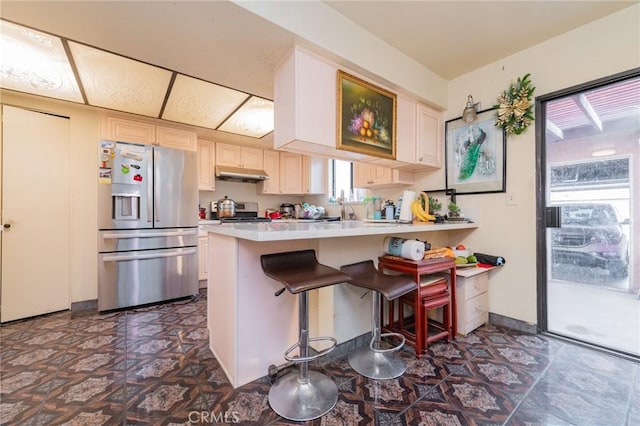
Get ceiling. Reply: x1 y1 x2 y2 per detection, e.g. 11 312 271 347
1 1 637 140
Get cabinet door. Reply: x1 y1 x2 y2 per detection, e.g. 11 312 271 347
102 116 155 144
416 104 443 168
370 165 392 185
198 140 216 191
198 236 208 281
259 150 281 194
396 96 416 163
279 152 303 194
302 155 327 194
353 163 371 187
241 146 264 169
156 125 197 151
216 143 242 167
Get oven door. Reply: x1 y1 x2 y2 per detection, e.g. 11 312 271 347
98 246 198 311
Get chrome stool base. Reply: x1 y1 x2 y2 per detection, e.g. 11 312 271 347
268 370 338 421
348 347 406 379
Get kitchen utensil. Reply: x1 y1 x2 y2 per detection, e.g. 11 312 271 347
216 196 236 218
269 211 282 219
279 203 295 218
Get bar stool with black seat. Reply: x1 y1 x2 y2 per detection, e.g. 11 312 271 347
340 260 417 379
260 249 352 422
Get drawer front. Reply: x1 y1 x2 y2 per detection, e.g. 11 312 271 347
464 273 489 300
465 311 489 335
465 292 488 326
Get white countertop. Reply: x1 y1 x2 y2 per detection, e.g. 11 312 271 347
201 220 478 242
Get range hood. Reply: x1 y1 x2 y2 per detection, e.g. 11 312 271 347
215 165 269 182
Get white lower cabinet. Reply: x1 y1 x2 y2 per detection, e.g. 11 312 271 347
455 268 490 335
198 235 208 284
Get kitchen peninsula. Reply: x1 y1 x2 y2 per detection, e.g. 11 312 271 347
202 220 478 387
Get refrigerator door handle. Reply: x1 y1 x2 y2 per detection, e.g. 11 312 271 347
154 149 159 223
147 154 153 223
102 247 197 262
101 230 198 240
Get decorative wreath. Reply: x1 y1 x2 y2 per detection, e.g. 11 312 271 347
495 73 535 135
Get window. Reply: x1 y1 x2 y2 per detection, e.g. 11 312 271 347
329 159 353 202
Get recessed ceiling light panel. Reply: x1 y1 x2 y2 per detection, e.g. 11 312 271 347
0 20 83 103
218 96 274 138
68 41 172 117
162 74 249 129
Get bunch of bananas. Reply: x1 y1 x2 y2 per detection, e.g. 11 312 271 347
411 192 436 222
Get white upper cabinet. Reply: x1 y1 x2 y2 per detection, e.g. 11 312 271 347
274 47 371 162
415 103 443 168
274 46 443 169
216 143 263 169
393 100 444 171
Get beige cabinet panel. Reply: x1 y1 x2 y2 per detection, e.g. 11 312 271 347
216 143 264 169
279 152 303 194
302 155 327 194
156 125 197 151
241 146 264 169
258 150 281 194
198 140 216 191
354 163 414 188
102 116 155 144
198 236 208 281
102 116 197 152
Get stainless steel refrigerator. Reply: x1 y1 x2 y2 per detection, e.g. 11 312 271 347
98 141 198 311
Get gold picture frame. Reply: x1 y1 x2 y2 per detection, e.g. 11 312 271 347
336 70 397 159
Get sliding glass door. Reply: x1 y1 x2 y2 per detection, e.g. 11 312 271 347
537 69 640 358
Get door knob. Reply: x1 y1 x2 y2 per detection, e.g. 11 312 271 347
3 223 10 229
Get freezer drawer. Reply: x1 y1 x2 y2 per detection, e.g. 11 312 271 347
98 228 198 252
98 246 198 311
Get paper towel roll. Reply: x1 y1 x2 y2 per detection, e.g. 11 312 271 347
383 236 425 261
398 190 416 222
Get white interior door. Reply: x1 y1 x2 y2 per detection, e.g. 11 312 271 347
1 105 70 322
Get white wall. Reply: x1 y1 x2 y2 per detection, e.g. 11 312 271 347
422 5 640 324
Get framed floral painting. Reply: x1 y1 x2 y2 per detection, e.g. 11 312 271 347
445 107 506 195
336 70 396 159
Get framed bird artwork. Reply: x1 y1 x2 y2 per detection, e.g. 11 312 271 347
445 107 506 195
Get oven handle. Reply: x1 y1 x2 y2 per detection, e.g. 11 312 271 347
101 230 197 240
102 247 196 262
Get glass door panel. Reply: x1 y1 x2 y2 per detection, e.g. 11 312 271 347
541 73 639 357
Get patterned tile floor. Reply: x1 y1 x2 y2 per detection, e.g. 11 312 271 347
1 290 638 425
